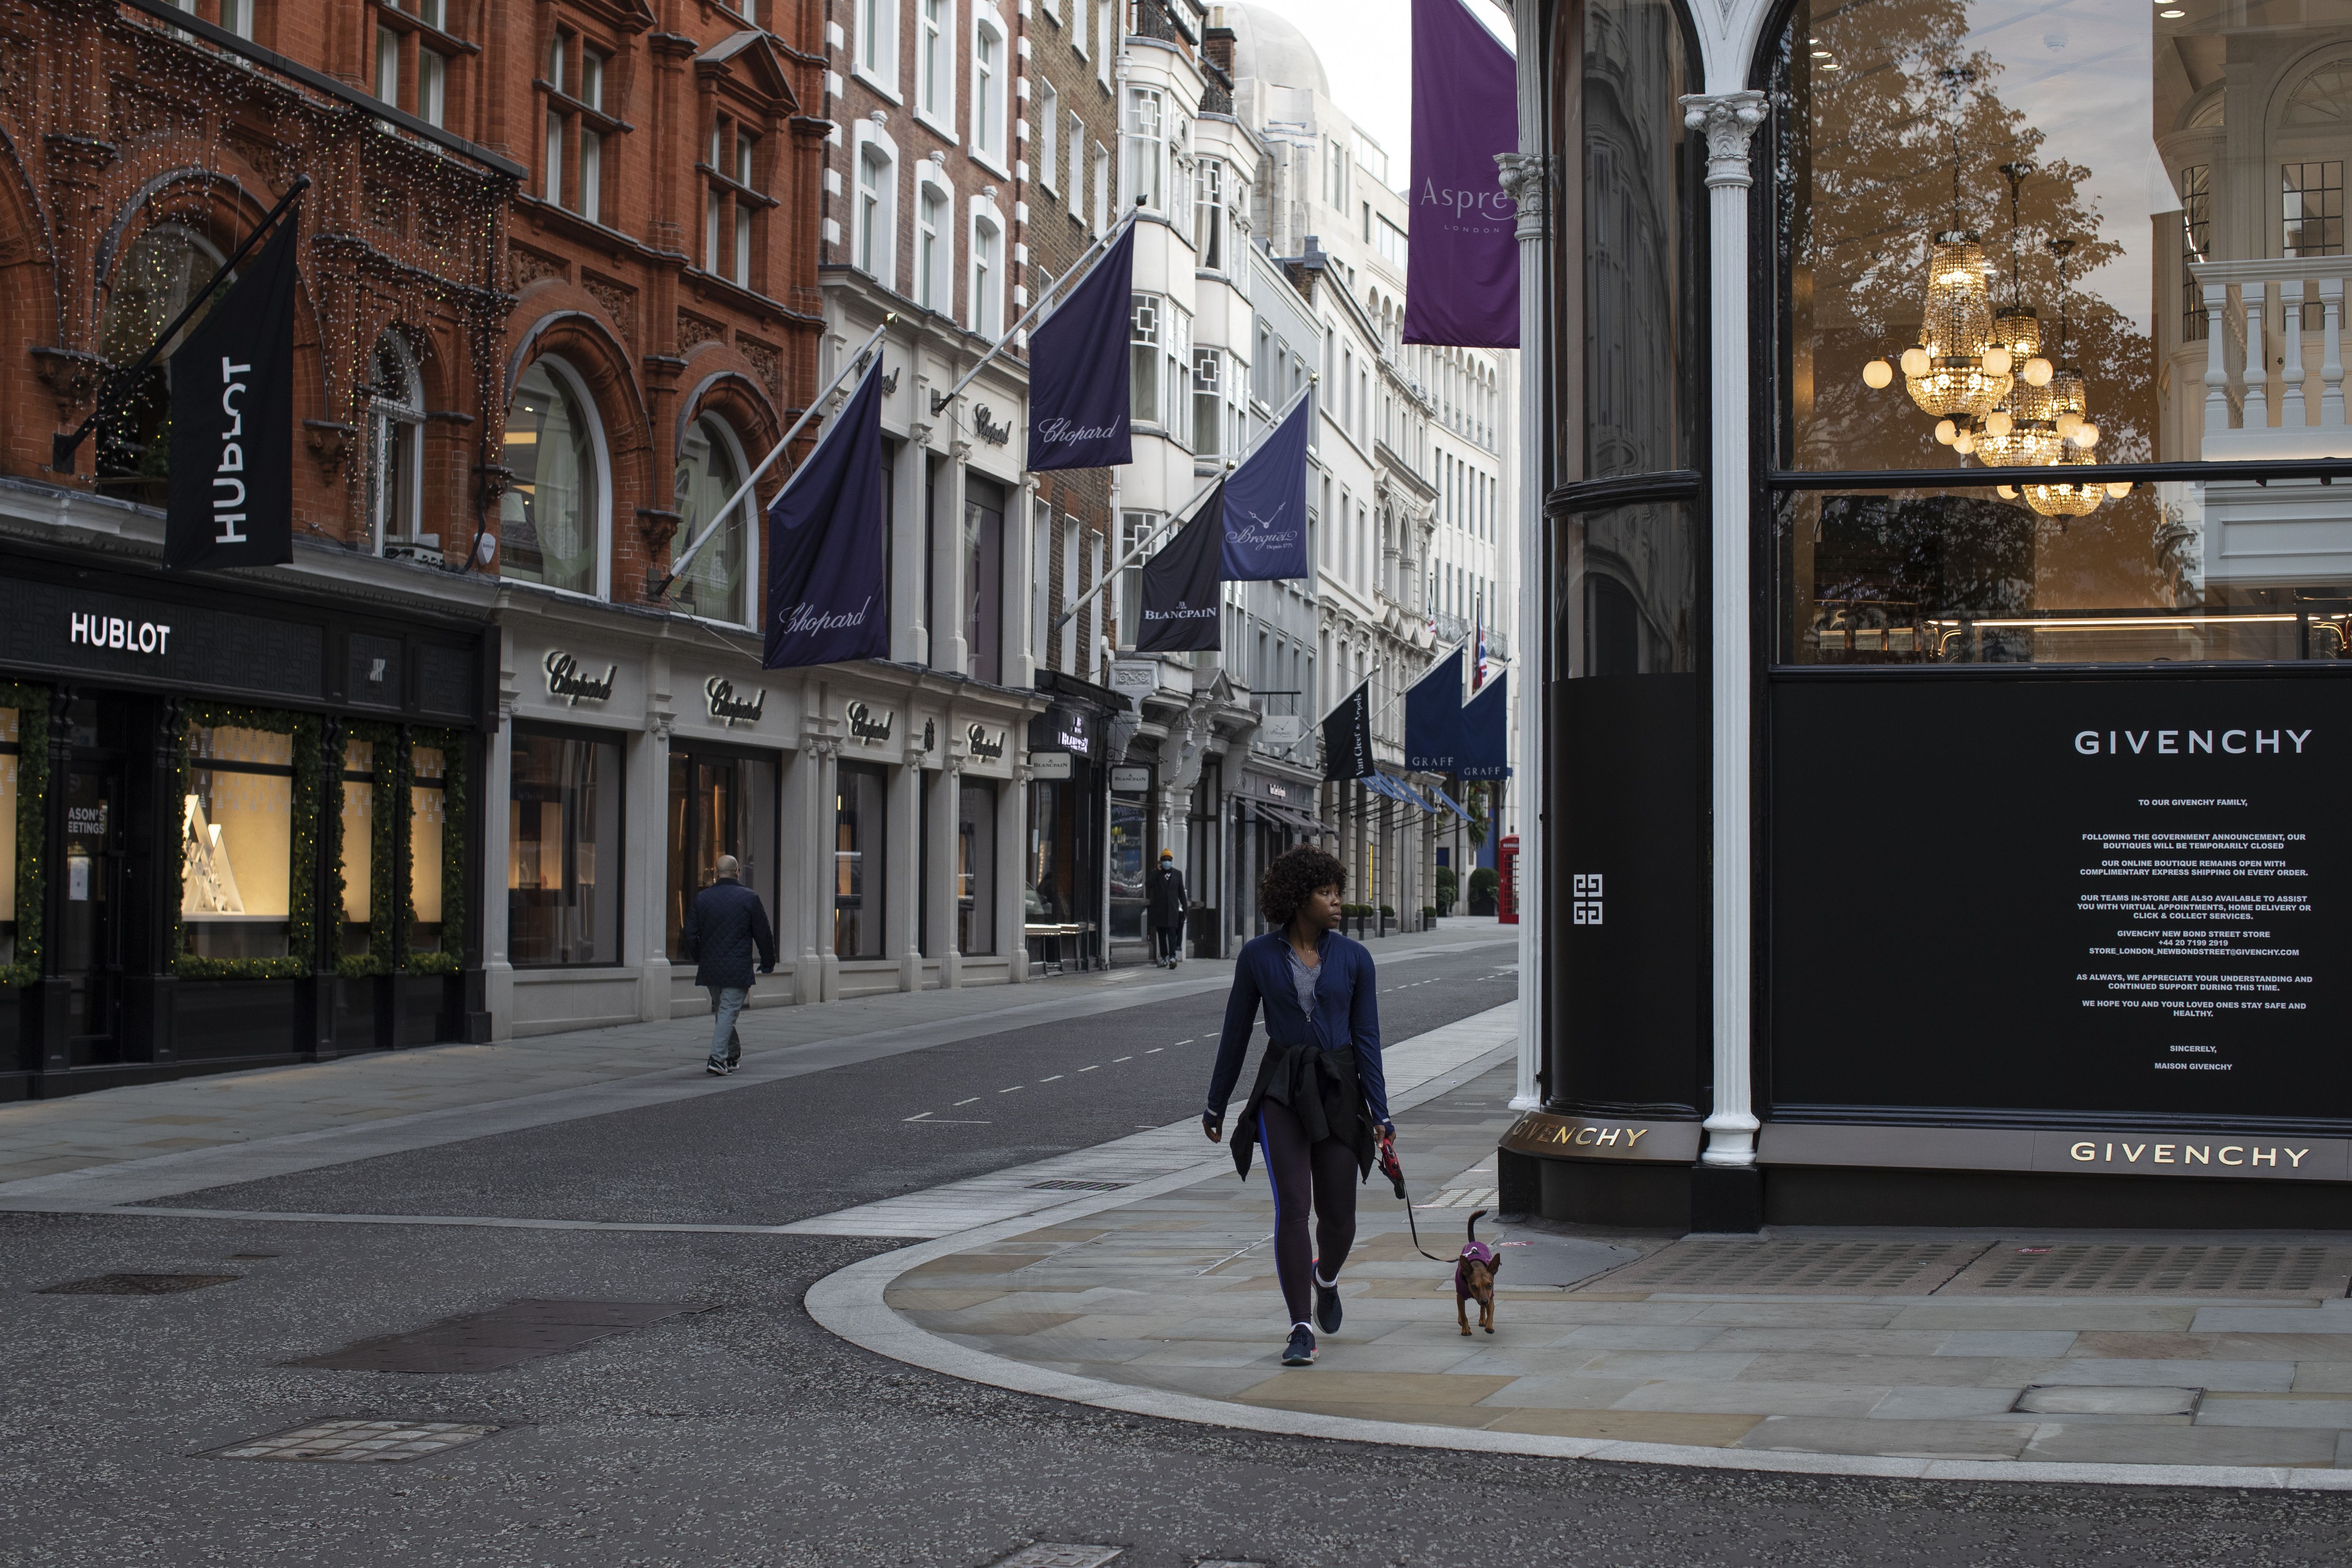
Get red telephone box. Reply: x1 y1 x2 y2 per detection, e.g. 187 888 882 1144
1496 834 1520 925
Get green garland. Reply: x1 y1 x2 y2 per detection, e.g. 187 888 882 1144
0 683 49 987
172 704 320 982
330 725 467 979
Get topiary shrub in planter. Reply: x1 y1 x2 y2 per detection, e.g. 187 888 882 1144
1434 865 1458 915
1468 867 1499 916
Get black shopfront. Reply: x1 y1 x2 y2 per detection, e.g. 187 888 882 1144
0 548 490 1101
1514 0 2352 1230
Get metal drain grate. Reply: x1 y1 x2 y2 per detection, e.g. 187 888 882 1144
1027 1179 1131 1192
1576 1241 1987 1296
203 1418 502 1463
1944 1244 2352 1297
990 1548 1125 1568
38 1273 239 1295
288 1300 702 1374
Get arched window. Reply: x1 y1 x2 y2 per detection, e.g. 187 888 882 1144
367 333 427 554
96 224 228 503
673 414 754 625
500 358 605 597
2282 65 2352 128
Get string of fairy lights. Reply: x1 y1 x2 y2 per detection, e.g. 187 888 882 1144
0 5 516 541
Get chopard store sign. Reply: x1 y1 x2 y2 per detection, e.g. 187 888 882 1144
1501 1113 1702 1163
846 699 895 743
544 651 617 706
705 677 765 726
966 722 1006 761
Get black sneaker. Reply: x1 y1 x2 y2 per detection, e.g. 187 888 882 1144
705 1061 728 1076
1314 1272 1343 1336
1281 1324 1317 1366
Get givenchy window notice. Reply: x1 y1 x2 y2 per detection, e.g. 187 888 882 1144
1772 677 2352 1124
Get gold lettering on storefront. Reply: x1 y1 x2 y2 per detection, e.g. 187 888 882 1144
2068 1140 2310 1169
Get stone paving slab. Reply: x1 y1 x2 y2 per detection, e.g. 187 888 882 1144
814 1043 2352 1485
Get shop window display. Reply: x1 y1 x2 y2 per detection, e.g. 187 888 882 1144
339 737 376 958
958 778 997 955
835 762 887 959
1108 793 1146 940
183 725 295 959
508 726 621 966
666 748 779 960
0 704 17 971
501 360 603 597
410 743 448 956
1770 0 2352 664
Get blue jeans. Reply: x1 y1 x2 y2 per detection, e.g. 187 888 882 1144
706 985 748 1067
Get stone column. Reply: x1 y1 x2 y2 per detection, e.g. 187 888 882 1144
892 416 932 665
930 751 965 987
482 691 517 1040
632 708 675 1023
1681 90 1769 1175
1499 50 1549 1106
1007 477 1040 689
889 755 923 991
934 438 974 673
998 761 1027 981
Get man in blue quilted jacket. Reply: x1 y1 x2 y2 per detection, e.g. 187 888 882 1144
681 854 776 1075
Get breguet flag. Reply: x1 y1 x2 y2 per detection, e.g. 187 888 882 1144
1218 396 1312 582
764 363 889 668
1402 0 1520 348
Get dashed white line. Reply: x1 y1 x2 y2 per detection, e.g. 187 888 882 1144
1114 1056 1133 1062
904 1111 934 1121
1039 1075 1063 1083
998 1086 1024 1094
1077 1065 1100 1072
954 1098 980 1106
1144 1048 1163 1054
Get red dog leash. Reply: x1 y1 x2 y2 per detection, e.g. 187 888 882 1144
1378 1131 1454 1263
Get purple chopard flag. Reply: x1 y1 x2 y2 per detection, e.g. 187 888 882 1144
1401 0 1519 348
764 362 888 669
1219 396 1311 582
1027 221 1135 470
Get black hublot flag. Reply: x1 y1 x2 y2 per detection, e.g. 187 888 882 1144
1322 679 1375 781
165 212 299 571
1134 484 1226 653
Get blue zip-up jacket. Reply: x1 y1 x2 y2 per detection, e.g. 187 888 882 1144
1204 929 1389 1127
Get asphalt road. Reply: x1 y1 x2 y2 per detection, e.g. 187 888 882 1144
147 951 1523 1226
10 955 2352 1565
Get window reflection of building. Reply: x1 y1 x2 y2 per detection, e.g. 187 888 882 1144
183 725 295 960
1107 793 1146 940
508 726 621 966
958 778 997 955
94 224 228 505
672 416 753 626
835 761 887 960
666 748 778 961
501 359 604 598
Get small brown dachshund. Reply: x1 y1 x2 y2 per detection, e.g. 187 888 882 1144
1454 1208 1500 1335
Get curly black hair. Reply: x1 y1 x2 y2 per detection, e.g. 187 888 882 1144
1258 844 1346 929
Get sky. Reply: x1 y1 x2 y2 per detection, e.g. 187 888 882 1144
1248 0 1517 195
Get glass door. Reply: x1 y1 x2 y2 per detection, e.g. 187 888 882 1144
62 761 125 1063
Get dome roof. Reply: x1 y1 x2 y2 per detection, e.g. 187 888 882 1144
1225 4 1330 100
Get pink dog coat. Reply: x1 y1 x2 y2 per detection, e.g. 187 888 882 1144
1454 1240 1497 1301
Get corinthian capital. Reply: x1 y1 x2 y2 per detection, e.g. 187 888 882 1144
1494 153 1548 241
1679 91 1768 189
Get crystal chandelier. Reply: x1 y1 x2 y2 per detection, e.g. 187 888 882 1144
1973 165 2061 466
2021 239 2116 518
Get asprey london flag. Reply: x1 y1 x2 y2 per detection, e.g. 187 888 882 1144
764 362 888 669
1027 221 1135 471
1401 0 1520 348
1219 395 1311 582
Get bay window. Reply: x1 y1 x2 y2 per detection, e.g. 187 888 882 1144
1125 87 1165 211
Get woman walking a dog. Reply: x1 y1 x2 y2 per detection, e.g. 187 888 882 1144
1202 844 1390 1367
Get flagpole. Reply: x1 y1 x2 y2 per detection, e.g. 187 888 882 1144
1049 373 1319 634
935 203 1143 418
52 174 312 474
656 314 896 599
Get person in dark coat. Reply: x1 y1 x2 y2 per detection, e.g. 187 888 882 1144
1200 845 1389 1367
681 854 776 1075
1147 848 1188 967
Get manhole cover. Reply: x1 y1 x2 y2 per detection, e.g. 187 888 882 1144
1027 1179 1130 1192
38 1273 239 1295
288 1300 702 1374
202 1418 502 1463
991 1549 1124 1568
1944 1244 2352 1296
1575 1241 1986 1296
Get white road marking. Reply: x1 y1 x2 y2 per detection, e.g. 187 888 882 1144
904 1111 934 1122
998 1086 1024 1094
1145 1048 1163 1054
1114 1057 1133 1062
954 1098 981 1106
1077 1065 1099 1073
1039 1075 1063 1083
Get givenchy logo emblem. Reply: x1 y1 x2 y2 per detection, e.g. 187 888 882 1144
705 677 766 726
544 651 617 706
847 699 895 742
2074 729 2312 756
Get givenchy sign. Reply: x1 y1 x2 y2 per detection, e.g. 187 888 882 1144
847 699 895 743
545 651 617 706
2076 729 2313 756
2066 1138 2311 1170
1501 1112 1701 1163
705 676 765 726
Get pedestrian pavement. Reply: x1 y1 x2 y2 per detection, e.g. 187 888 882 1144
808 1008 2352 1490
0 921 1515 1206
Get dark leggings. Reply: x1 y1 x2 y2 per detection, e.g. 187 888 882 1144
1257 1097 1359 1328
